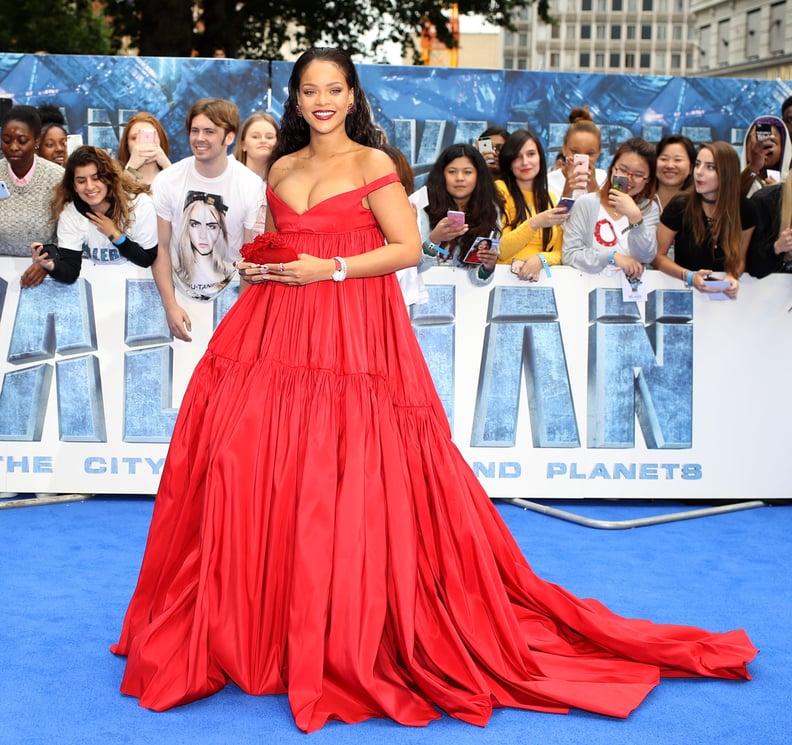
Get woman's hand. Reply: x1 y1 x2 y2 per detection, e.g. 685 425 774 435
746 129 773 174
531 206 570 230
30 242 55 273
612 252 644 280
515 254 543 282
690 269 739 298
774 228 792 256
128 143 171 171
238 255 336 286
560 159 589 196
607 189 643 224
428 216 468 245
477 245 499 271
20 261 48 288
86 210 118 240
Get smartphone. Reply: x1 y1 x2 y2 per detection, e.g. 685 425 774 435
557 197 575 211
447 210 465 226
756 122 772 141
66 134 83 155
612 175 629 192
571 154 589 198
0 180 9 200
39 243 58 259
572 153 589 172
138 128 156 144
476 137 493 153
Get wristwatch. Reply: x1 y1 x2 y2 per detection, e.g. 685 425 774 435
332 256 348 282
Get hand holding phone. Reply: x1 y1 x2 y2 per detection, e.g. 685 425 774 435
755 122 772 141
138 128 156 144
612 175 629 192
0 180 10 200
557 197 575 211
447 210 465 226
572 153 589 173
570 154 589 197
476 137 493 154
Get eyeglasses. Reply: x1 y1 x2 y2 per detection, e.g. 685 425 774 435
613 165 648 183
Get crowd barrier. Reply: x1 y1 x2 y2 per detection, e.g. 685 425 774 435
1 258 790 499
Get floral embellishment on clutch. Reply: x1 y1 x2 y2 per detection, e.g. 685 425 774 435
240 232 298 264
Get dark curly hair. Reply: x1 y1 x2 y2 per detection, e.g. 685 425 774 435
270 48 379 164
424 143 503 260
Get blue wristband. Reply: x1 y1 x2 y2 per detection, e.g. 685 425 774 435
538 254 551 277
608 249 616 266
422 239 449 257
686 270 694 287
112 233 127 246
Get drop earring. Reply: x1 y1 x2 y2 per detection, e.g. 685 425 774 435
295 105 303 117
347 103 355 114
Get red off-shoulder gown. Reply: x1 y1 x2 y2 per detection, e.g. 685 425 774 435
112 173 757 732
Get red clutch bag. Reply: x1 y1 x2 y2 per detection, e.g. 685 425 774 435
240 232 298 264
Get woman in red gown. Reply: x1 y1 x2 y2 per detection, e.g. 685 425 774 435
112 48 757 733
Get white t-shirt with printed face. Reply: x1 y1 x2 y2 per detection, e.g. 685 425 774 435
152 155 264 301
57 192 158 264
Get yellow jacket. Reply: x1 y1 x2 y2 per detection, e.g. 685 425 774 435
495 180 563 264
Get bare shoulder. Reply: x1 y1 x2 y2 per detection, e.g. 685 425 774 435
358 146 398 183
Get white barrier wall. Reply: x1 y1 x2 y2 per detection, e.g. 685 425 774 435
1 257 790 499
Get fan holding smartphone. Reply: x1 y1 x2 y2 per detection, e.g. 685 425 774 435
31 145 160 285
562 137 660 278
118 112 172 184
417 143 502 284
495 128 568 282
739 115 791 198
547 107 609 199
653 141 756 299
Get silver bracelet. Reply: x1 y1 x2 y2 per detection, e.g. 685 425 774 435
332 256 348 282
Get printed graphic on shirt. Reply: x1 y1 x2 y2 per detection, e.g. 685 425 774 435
173 191 235 301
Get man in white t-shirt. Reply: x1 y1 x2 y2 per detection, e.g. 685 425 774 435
151 98 264 341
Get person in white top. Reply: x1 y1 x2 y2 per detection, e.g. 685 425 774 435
547 106 608 199
31 145 158 283
150 98 264 341
562 137 659 279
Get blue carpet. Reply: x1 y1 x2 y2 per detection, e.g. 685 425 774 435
1 497 788 745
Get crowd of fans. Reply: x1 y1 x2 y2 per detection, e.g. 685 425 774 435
418 100 792 299
1 94 792 313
